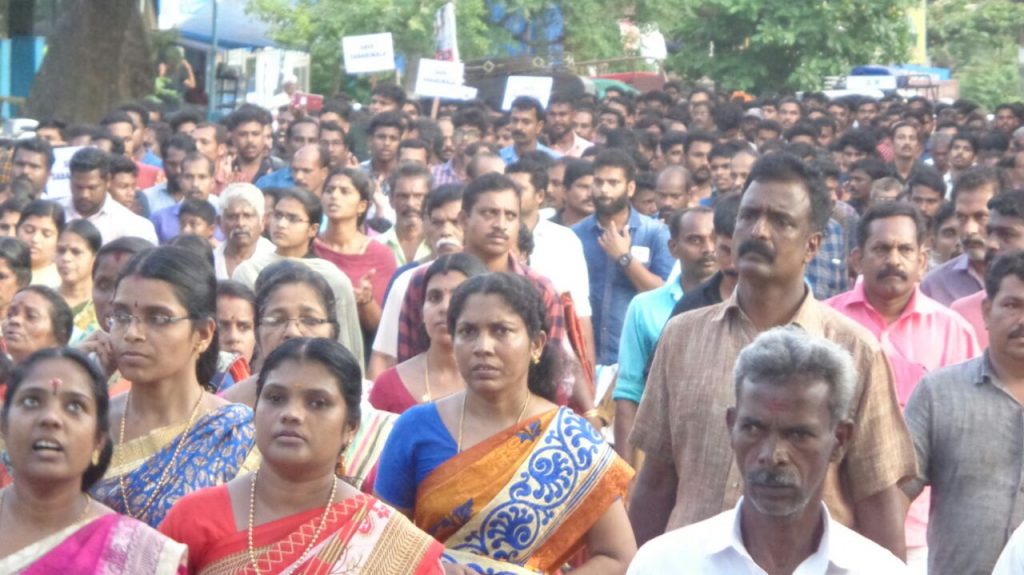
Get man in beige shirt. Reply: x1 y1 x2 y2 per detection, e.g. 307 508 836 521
629 153 915 560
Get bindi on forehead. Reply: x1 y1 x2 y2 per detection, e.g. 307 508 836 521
50 377 62 395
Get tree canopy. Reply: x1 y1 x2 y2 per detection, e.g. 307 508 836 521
655 0 914 94
928 0 1024 109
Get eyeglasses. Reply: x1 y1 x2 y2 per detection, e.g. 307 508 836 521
259 316 332 330
271 211 309 225
107 312 193 331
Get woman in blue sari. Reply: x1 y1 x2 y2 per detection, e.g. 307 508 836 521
90 246 258 527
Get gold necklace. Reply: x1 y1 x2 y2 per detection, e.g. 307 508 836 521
422 354 432 403
457 391 531 452
247 468 338 575
0 490 92 530
117 389 205 520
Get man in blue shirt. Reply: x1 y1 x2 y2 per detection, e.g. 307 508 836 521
573 148 674 368
500 96 561 164
254 117 320 190
612 206 716 465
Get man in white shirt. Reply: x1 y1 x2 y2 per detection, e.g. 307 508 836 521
628 327 907 574
214 183 275 280
64 148 158 245
506 158 594 361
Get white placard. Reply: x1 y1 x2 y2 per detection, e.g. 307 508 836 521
43 146 84 203
342 33 396 75
414 58 466 99
501 76 554 111
846 75 897 92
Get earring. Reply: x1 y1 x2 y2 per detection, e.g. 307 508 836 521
531 354 541 365
336 443 350 477
91 449 101 466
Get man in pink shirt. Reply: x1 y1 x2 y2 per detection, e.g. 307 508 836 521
951 191 1024 351
828 201 979 572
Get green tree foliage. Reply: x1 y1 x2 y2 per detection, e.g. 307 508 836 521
929 0 1024 109
655 0 914 94
247 0 626 95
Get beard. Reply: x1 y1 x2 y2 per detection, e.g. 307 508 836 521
594 194 630 216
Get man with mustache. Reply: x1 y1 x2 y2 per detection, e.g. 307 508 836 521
903 251 1024 575
214 183 275 280
9 138 53 200
150 152 222 243
572 148 674 369
225 104 275 185
684 131 716 204
629 327 908 574
669 193 741 315
507 158 593 363
629 153 914 560
367 184 466 379
921 167 1004 305
377 163 432 267
141 133 198 215
551 158 594 227
891 121 924 185
546 94 592 158
499 96 560 164
950 191 1024 349
613 206 716 466
827 201 979 569
654 166 690 222
947 131 978 187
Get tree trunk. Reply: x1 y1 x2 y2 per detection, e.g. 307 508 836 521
25 0 153 123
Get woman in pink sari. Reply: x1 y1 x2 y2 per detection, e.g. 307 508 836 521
0 347 186 574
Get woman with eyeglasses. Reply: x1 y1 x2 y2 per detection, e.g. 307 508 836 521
313 168 397 335
89 246 258 527
0 348 187 573
160 337 444 574
224 261 396 489
231 187 365 370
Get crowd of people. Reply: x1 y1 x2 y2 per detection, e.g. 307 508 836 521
0 77 1022 573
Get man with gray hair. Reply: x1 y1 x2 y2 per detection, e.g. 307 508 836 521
214 183 275 280
629 327 907 573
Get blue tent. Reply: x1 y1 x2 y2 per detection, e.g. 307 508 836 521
175 0 277 51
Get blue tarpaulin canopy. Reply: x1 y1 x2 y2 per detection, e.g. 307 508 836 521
176 0 277 51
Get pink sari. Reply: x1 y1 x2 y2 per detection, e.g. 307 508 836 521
3 513 187 575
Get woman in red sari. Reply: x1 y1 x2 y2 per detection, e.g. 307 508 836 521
160 337 444 574
369 253 486 414
376 273 636 574
0 347 186 574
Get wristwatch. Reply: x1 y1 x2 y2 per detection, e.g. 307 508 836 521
616 253 633 268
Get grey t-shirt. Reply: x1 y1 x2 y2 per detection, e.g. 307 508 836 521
904 353 1024 575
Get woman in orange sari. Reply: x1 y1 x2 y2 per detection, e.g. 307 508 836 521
160 337 444 574
376 273 636 574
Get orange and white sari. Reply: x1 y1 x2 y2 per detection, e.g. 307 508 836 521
414 407 633 574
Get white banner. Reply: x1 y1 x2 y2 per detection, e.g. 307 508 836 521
43 145 85 202
501 76 554 111
415 58 472 100
342 33 396 74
